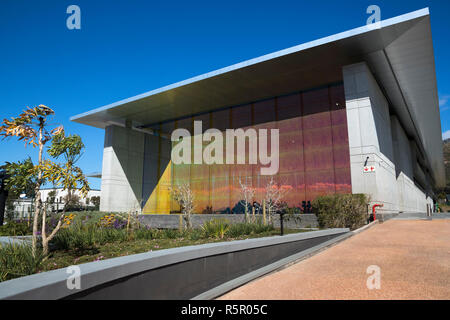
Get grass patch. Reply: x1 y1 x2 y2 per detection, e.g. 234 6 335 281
0 243 45 282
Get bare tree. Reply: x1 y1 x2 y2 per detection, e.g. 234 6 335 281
264 177 291 223
238 178 255 223
170 183 195 229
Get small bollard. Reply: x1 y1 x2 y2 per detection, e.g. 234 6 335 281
278 209 286 236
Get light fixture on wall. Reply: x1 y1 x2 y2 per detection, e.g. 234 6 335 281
364 156 369 166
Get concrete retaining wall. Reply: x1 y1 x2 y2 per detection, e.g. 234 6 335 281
138 213 318 229
0 228 347 300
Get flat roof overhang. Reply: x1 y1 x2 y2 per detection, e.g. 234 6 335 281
71 8 445 187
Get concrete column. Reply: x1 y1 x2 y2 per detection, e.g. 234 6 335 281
390 115 428 212
100 125 145 212
343 62 399 212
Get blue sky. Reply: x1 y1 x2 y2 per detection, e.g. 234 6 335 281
0 0 449 190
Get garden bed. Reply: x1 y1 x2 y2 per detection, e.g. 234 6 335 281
0 211 313 283
40 227 306 273
0 228 349 299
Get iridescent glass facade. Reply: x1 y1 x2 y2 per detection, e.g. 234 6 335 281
142 83 351 214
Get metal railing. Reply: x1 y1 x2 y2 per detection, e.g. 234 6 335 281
5 199 97 221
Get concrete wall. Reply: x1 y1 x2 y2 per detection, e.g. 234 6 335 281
138 213 319 229
390 116 432 212
343 62 433 213
100 125 145 212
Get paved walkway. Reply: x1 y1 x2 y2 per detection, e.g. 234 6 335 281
219 219 450 300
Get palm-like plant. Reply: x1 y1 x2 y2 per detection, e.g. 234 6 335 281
0 105 89 257
0 105 62 257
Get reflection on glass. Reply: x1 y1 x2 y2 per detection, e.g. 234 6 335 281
142 83 351 214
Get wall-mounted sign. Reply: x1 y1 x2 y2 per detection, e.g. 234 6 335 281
364 166 375 173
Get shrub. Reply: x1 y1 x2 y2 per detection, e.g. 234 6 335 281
187 228 203 240
98 214 120 228
0 220 32 236
226 223 251 237
283 206 302 224
0 243 44 282
63 211 106 226
201 218 230 239
52 223 98 252
253 222 275 234
227 222 274 238
91 196 100 211
162 228 182 239
312 194 369 230
52 222 129 253
198 219 275 239
133 228 160 240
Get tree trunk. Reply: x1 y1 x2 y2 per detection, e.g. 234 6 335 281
41 207 48 256
67 186 72 206
0 189 8 226
252 206 255 223
184 213 192 229
42 207 64 257
32 120 44 258
262 200 266 225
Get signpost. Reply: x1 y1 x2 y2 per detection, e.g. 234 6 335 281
277 209 286 236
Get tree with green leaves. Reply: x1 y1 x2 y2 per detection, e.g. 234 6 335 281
47 190 56 204
0 105 62 256
91 195 100 210
0 158 37 225
39 131 90 256
0 105 89 257
1 158 37 199
0 169 8 226
47 131 85 205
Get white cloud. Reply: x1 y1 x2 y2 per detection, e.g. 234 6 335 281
439 95 449 108
443 130 450 140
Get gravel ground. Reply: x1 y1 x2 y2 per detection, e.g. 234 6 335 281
218 219 450 300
